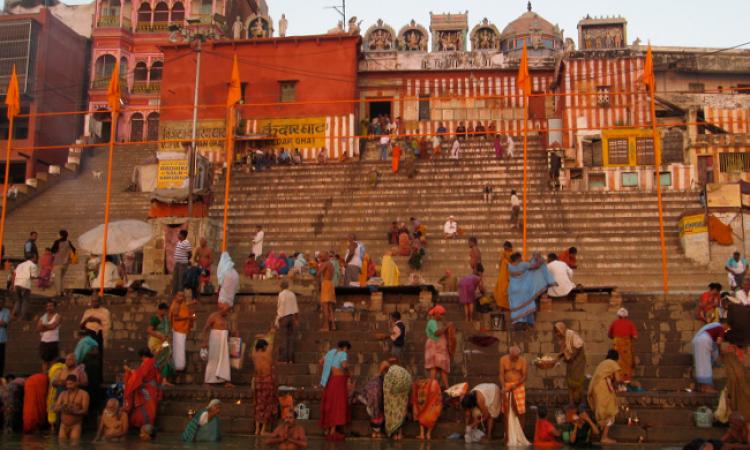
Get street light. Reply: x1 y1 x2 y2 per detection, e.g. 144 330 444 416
168 21 219 218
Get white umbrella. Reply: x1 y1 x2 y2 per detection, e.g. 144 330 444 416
77 220 153 255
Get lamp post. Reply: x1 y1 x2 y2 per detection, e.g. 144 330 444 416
169 21 216 218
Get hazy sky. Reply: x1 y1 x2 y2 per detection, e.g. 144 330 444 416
11 0 749 49
266 0 750 49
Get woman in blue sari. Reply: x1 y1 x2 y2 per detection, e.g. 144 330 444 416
507 252 555 329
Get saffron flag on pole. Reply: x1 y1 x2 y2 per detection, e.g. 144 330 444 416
226 54 242 106
5 65 20 120
517 43 531 97
107 60 121 113
643 44 655 89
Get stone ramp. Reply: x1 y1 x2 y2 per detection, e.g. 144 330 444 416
211 138 720 292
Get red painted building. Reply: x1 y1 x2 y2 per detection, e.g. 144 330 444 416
158 34 361 161
0 8 89 180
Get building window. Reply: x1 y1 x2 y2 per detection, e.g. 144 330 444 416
719 153 750 173
661 129 684 164
279 80 297 103
0 105 30 139
635 137 655 165
737 84 750 95
658 171 672 187
170 2 185 22
589 173 607 188
607 138 629 165
418 94 430 121
688 83 705 93
596 85 611 107
129 113 144 141
146 112 159 141
582 139 603 167
149 61 163 81
622 172 638 187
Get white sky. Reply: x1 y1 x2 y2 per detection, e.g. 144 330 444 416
7 0 749 50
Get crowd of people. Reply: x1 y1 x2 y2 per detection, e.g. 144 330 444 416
0 217 748 448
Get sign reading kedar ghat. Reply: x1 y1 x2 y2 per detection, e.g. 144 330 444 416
256 117 328 149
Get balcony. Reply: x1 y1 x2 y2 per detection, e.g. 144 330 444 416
135 21 171 33
91 76 126 90
96 15 131 30
131 81 161 94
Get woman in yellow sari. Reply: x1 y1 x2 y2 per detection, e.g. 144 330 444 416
493 241 513 309
381 249 400 286
47 358 65 432
587 350 622 445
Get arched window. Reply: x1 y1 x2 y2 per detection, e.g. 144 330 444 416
149 61 163 81
130 113 144 142
137 2 152 25
101 0 120 20
147 112 160 141
153 2 169 23
93 54 117 85
200 0 211 15
170 2 184 22
134 61 148 81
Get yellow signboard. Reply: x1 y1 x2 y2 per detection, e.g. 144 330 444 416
159 119 226 154
707 183 741 208
156 159 188 190
257 117 327 148
678 213 707 237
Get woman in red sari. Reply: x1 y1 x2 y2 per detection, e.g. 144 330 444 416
411 378 442 440
123 349 162 433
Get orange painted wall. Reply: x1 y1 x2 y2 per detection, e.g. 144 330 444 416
159 35 360 122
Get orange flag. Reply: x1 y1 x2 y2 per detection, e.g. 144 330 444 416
226 54 242 106
517 43 531 97
107 60 121 114
5 65 20 121
643 44 655 89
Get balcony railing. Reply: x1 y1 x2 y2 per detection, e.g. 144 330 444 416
91 76 126 90
131 81 161 94
135 21 171 33
96 15 131 29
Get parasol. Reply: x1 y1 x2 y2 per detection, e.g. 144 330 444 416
77 220 153 255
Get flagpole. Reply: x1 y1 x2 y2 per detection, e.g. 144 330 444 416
221 106 234 252
98 110 118 296
522 92 529 259
0 117 15 261
647 62 669 295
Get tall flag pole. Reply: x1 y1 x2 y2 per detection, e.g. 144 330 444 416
0 65 20 261
644 44 669 294
517 43 532 258
222 54 242 252
98 61 121 296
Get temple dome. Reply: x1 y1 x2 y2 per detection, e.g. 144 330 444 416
499 5 563 55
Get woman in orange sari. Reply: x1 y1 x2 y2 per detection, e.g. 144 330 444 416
123 349 162 433
392 142 401 173
411 378 442 440
23 368 49 433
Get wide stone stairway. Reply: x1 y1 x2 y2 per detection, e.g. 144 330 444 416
213 137 722 293
1 144 154 287
3 290 732 443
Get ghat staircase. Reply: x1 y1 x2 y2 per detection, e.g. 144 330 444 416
213 137 721 293
2 290 735 443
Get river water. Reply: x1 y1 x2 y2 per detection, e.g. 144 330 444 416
0 434 686 450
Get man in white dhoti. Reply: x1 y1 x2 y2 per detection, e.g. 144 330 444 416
546 253 576 299
450 138 460 161
169 291 194 372
202 305 233 386
216 252 239 309
252 226 264 259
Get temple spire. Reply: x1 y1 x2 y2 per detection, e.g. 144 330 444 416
527 1 532 11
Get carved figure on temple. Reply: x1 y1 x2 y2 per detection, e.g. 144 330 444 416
397 20 428 52
347 16 362 35
279 14 288 37
328 20 345 35
251 19 265 38
232 15 243 39
438 31 461 51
